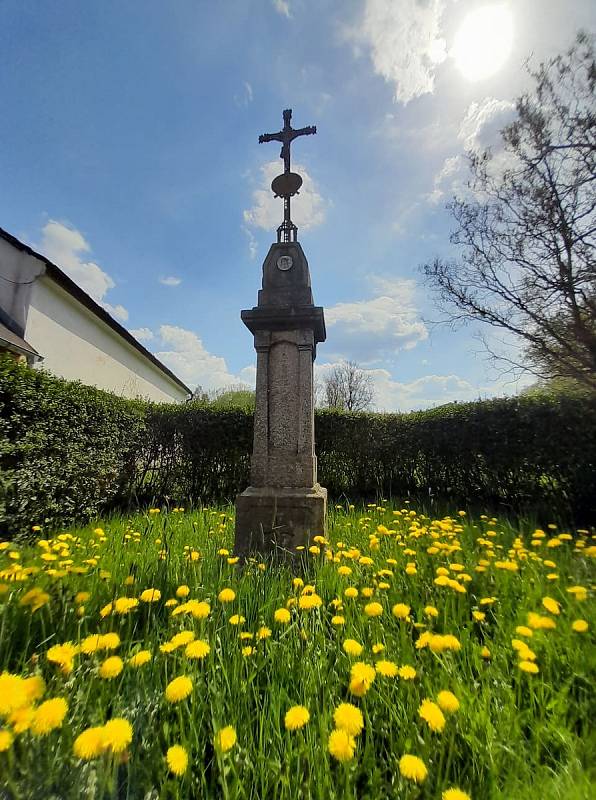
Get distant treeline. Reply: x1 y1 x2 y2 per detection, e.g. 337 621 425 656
1 356 594 536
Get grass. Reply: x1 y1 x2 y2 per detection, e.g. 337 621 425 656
0 503 594 799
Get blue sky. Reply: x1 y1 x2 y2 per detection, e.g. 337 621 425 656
1 0 594 408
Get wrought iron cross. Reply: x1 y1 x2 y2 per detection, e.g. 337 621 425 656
258 109 317 242
259 108 316 174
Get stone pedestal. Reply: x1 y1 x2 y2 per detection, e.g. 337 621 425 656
234 241 327 558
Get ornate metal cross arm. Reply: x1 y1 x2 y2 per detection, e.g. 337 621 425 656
258 109 317 242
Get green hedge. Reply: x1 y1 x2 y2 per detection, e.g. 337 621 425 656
1 356 594 536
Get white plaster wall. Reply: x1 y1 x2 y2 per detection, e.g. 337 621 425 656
26 276 188 402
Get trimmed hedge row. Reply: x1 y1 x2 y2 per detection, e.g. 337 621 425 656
1 356 595 536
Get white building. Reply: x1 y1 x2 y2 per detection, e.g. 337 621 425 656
0 226 191 402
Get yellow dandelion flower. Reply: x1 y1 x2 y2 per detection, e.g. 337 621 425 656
331 615 345 626
165 676 193 703
140 588 161 603
176 585 190 598
392 603 410 620
128 650 152 667
185 640 210 659
218 588 236 603
424 605 439 617
418 699 445 732
344 587 359 599
23 675 45 703
0 729 13 751
103 718 133 753
372 643 385 654
334 703 364 736
113 597 139 615
241 646 254 657
572 619 588 633
257 626 272 640
515 626 533 638
170 631 195 649
46 642 78 674
542 596 560 615
518 660 539 674
298 593 322 611
31 697 68 736
72 726 105 761
8 706 34 733
328 729 356 762
0 673 28 715
214 725 237 752
443 789 472 800
229 614 245 626
274 608 291 624
396 665 415 680
166 744 188 776
480 646 491 659
364 601 383 617
99 656 123 680
472 611 485 622
437 690 460 713
342 639 363 657
284 705 310 730
399 754 427 783
349 662 376 697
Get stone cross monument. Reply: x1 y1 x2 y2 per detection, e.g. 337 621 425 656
234 109 327 558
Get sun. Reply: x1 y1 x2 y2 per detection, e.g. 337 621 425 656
452 4 513 81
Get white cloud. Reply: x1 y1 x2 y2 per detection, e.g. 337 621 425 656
272 0 292 18
243 161 326 234
38 220 129 321
159 276 182 287
242 225 258 260
234 81 254 108
153 325 253 392
129 327 154 342
429 97 516 203
324 277 428 363
348 0 448 104
315 361 483 411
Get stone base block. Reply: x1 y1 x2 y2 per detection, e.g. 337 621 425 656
234 484 327 558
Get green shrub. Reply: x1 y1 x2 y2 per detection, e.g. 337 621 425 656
1 355 594 536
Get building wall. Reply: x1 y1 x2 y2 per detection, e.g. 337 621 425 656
25 276 188 402
0 238 45 337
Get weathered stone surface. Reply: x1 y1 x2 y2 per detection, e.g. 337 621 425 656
234 241 327 557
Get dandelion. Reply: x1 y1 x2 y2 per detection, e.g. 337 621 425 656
331 615 345 626
542 596 560 615
519 660 539 674
103 718 133 753
392 603 410 620
572 619 588 633
274 608 291 624
31 697 68 736
424 605 439 617
241 646 253 657
166 676 193 703
443 789 472 800
298 593 322 611
46 642 78 674
364 601 383 617
218 588 236 603
214 725 237 752
166 744 188 776
398 665 416 680
0 673 28 715
176 585 190 598
349 662 376 696
284 705 310 730
229 614 245 626
418 699 446 732
373 656 398 679
328 729 356 762
343 639 363 657
140 588 161 603
344 587 359 599
73 726 106 759
257 626 272 640
0 729 13 751
114 597 139 615
399 754 427 783
437 690 460 713
99 656 123 679
128 650 151 667
185 640 210 659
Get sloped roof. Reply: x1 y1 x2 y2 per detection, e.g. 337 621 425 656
0 320 41 360
0 226 191 397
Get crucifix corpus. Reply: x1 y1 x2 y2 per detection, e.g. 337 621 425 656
234 109 327 559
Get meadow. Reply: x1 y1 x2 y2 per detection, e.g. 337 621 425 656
0 504 593 799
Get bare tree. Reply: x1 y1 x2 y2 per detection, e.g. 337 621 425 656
322 361 375 411
423 33 596 391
